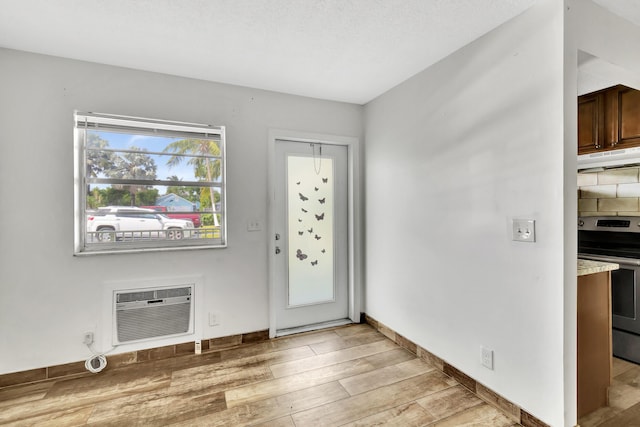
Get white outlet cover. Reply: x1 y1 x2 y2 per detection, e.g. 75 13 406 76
481 347 494 370
512 218 535 243
209 312 220 326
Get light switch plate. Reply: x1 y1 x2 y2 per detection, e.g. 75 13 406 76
512 219 535 242
247 218 262 231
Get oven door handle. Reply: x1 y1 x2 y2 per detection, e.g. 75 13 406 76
579 254 640 266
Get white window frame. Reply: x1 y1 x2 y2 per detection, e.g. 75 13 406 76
74 112 227 255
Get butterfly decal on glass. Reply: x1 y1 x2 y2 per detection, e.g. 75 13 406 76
299 193 308 201
314 235 322 240
321 249 326 254
296 249 307 260
298 218 302 222
322 177 328 183
314 187 319 191
298 231 304 236
307 228 313 234
318 198 325 204
301 208 308 213
311 260 318 266
296 181 301 185
315 213 325 221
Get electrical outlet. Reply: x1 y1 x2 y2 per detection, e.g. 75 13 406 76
83 332 94 346
195 340 202 354
481 347 494 370
209 311 220 326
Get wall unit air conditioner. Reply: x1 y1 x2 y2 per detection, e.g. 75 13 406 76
114 285 194 345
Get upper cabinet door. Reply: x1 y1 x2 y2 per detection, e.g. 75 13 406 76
578 85 640 155
578 92 605 154
616 87 640 148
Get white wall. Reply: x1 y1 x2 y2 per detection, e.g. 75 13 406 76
364 1 565 425
0 48 362 374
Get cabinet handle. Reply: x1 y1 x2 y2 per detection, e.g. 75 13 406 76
595 144 601 149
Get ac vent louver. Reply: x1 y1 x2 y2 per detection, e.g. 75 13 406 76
114 285 193 344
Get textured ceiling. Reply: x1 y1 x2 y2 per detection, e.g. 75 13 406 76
0 0 638 104
592 0 640 26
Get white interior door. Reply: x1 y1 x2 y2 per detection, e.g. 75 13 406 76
274 140 349 332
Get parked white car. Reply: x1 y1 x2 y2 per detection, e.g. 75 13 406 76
87 206 195 242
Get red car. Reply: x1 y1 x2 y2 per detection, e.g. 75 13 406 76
141 206 201 228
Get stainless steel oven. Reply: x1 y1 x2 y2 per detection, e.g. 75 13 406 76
579 216 640 364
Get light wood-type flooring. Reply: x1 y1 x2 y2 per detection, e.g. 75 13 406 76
0 323 522 426
579 357 640 427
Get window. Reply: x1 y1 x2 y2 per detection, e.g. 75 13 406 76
74 112 226 254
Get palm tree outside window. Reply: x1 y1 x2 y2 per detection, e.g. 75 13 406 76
74 112 226 254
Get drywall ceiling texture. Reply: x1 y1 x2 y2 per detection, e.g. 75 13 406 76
364 0 565 425
592 0 640 27
0 48 363 373
0 0 537 104
578 51 640 95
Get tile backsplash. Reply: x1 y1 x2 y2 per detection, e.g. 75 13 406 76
578 166 640 216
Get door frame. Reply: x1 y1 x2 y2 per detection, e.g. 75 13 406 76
267 129 361 338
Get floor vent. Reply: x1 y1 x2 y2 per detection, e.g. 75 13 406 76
114 285 193 344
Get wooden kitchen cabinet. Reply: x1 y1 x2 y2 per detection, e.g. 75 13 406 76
577 270 612 418
578 85 640 155
605 85 640 150
578 91 605 154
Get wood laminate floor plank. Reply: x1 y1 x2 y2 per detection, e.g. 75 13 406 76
608 380 640 410
0 370 172 425
87 390 226 426
578 406 622 427
308 330 386 355
225 347 416 408
5 405 95 427
596 400 640 427
426 403 516 427
338 358 435 396
170 363 274 399
250 415 297 427
339 401 436 427
613 357 638 378
0 381 52 409
44 365 172 400
187 344 316 378
169 381 350 427
290 370 456 426
416 384 484 419
333 323 377 337
219 330 341 362
269 339 398 378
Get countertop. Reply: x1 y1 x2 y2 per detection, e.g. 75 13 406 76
578 259 619 276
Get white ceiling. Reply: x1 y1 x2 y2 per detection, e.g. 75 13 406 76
0 0 638 105
578 52 640 95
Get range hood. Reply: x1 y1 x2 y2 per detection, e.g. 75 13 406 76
577 146 640 171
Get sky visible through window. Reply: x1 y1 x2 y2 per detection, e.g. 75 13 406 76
90 131 222 185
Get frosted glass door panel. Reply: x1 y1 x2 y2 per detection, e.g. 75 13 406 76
287 155 334 306
274 139 348 331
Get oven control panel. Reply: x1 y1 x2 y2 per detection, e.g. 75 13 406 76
579 217 640 232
